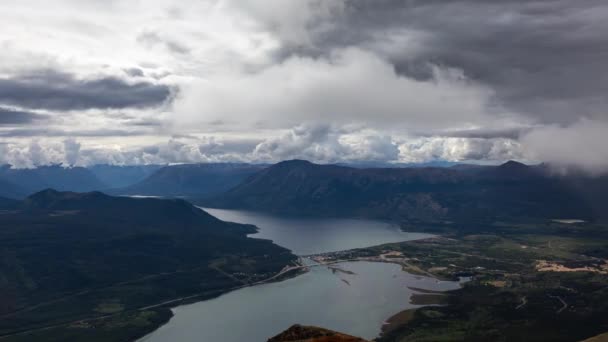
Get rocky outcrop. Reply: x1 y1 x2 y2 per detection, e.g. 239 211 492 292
268 324 369 342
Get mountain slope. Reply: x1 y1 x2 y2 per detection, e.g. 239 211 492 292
88 164 163 188
0 165 106 195
207 160 605 222
116 163 266 198
0 176 26 199
0 190 295 340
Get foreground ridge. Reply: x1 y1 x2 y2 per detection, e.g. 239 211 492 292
268 324 369 342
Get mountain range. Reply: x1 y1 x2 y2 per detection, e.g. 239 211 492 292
114 163 267 198
87 164 163 188
0 165 106 198
0 163 264 199
204 160 608 222
2 160 607 224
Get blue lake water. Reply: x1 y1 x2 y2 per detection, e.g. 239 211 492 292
140 208 457 342
204 207 433 255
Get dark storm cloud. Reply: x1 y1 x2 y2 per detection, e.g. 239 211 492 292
277 0 608 125
0 128 147 137
124 67 145 77
419 127 533 140
128 118 163 127
0 107 47 125
0 70 173 111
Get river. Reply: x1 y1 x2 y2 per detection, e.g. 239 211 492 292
140 208 459 341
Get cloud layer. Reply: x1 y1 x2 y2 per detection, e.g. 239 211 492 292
173 48 508 132
0 124 527 168
0 70 172 111
0 0 606 170
0 107 47 125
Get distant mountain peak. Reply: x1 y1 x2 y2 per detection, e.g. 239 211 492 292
499 160 528 169
25 189 107 209
276 159 314 167
22 189 224 225
28 188 104 199
0 165 107 195
28 188 60 197
26 188 64 203
115 163 266 198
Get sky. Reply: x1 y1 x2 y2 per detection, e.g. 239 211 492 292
0 0 606 170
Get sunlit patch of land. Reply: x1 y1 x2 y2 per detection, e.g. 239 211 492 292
552 219 586 224
536 260 608 274
583 332 608 342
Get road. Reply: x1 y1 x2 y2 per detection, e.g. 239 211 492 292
0 261 308 340
548 294 568 314
516 296 527 310
0 255 396 339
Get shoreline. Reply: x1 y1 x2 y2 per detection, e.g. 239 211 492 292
134 261 309 342
134 234 445 342
0 260 308 342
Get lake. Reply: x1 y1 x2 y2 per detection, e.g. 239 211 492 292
203 207 433 255
140 208 457 342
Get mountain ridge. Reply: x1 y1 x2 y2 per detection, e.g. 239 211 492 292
0 165 107 197
88 164 164 188
114 163 267 198
204 159 607 222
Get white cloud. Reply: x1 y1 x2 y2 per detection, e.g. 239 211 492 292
0 140 67 168
252 124 346 162
521 119 608 172
397 136 524 163
173 47 509 132
63 138 81 166
0 123 531 168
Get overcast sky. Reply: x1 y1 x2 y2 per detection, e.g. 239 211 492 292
0 0 606 170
